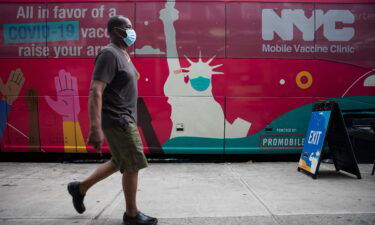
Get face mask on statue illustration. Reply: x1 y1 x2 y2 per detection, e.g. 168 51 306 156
190 76 211 92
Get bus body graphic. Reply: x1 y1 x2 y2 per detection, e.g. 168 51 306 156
0 0 374 155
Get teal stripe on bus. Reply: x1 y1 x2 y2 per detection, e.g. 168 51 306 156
3 21 79 44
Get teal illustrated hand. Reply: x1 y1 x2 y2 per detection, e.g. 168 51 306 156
45 69 80 122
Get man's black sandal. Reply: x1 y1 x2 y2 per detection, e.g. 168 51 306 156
123 212 158 225
67 181 86 214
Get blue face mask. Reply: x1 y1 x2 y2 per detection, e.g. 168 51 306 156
123 29 136 47
190 76 211 92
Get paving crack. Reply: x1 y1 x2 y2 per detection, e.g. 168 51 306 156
90 189 122 222
229 165 282 225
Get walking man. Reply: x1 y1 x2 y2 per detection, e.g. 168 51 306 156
67 16 158 225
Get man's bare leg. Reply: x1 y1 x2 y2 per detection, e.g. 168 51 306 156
80 161 118 194
123 171 139 217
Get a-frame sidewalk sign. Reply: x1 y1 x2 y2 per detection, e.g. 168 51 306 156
298 100 361 179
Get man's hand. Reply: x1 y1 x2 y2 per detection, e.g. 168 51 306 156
87 127 104 152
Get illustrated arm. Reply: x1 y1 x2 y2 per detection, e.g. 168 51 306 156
160 1 191 95
160 1 181 72
25 89 41 152
0 100 10 140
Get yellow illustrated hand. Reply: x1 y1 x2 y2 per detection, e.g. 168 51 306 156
0 68 25 105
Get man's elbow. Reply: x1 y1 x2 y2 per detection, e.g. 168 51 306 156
89 88 102 98
89 80 106 98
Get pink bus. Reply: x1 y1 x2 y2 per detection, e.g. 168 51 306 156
0 0 374 156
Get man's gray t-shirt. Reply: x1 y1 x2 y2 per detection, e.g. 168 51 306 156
92 44 138 128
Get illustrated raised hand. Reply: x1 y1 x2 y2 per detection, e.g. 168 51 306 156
0 68 25 105
45 69 80 122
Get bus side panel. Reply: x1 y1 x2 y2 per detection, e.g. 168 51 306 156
137 96 171 155
224 97 316 154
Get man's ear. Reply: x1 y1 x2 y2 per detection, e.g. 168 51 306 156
113 29 120 38
113 27 127 38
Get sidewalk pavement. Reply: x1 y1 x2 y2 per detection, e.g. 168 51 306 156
0 161 374 225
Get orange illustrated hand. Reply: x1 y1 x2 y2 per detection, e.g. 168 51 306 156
0 68 25 105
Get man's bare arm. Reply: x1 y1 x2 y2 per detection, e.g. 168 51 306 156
87 80 106 151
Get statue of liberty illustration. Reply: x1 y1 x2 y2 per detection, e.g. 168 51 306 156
159 1 251 139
